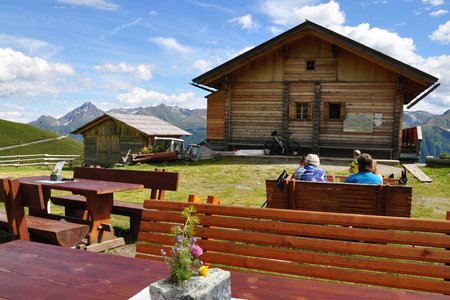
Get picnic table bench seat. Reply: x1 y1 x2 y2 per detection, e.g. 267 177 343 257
136 200 450 295
0 178 89 247
50 167 179 235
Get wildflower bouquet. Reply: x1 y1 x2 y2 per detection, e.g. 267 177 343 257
161 206 208 286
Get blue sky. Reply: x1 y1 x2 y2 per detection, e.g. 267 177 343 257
0 0 449 123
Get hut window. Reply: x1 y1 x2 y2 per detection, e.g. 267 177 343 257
295 103 309 120
306 60 315 71
324 102 346 120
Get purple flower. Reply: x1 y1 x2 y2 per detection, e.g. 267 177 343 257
176 235 183 244
191 237 197 243
189 243 203 258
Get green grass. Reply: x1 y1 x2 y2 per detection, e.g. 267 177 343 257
408 165 450 219
1 157 448 233
0 119 59 148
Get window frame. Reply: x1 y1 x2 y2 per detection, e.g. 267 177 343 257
324 102 346 121
306 60 316 71
289 101 312 121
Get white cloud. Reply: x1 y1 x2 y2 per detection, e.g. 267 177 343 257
0 48 75 97
229 15 259 30
412 55 450 113
56 0 119 11
430 9 448 16
117 87 202 108
100 18 142 40
0 35 54 57
148 10 159 16
94 63 152 80
331 23 421 65
422 0 444 6
430 20 450 43
261 0 344 27
193 59 213 73
152 37 192 54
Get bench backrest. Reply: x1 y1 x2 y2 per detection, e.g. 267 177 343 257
266 180 412 217
73 167 179 199
136 200 450 294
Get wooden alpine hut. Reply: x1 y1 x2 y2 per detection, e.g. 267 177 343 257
191 20 439 159
72 113 190 166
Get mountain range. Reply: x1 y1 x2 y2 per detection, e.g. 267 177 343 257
29 102 207 146
28 102 449 161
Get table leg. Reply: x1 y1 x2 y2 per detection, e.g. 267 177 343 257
85 193 115 244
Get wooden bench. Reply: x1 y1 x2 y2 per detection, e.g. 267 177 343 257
136 200 450 295
50 167 179 235
0 178 89 247
266 180 412 217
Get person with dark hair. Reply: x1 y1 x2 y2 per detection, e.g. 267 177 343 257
344 153 382 185
294 154 327 182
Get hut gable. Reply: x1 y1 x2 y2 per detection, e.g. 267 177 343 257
72 113 190 166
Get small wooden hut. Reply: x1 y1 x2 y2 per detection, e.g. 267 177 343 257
191 20 439 159
72 113 190 166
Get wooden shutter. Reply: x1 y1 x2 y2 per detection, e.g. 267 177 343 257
323 103 329 120
289 101 296 120
340 102 347 120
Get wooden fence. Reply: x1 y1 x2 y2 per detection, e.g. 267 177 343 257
0 154 80 167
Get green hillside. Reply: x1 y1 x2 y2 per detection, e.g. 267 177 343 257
0 119 83 156
0 119 59 147
0 138 83 156
420 124 450 160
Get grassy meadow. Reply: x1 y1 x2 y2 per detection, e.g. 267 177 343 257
0 156 449 234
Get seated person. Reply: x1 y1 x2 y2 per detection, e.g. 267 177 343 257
349 149 361 173
345 153 383 185
372 159 383 180
290 156 305 179
294 154 327 182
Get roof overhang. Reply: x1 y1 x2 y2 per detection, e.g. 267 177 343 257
192 20 438 104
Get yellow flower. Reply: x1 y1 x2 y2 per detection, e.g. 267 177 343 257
199 265 209 277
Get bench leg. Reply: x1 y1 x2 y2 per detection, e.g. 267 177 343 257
66 206 89 220
129 214 141 237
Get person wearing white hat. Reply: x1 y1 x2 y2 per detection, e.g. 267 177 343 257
294 154 327 182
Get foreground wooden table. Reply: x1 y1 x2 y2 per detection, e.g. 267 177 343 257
0 240 448 300
19 176 144 250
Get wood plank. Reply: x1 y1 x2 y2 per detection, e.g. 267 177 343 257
403 164 433 183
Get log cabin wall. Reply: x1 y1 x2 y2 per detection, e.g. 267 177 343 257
82 119 144 166
206 90 225 141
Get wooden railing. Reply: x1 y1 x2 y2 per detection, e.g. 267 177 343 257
0 154 80 167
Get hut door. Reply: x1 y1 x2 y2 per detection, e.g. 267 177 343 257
98 135 120 166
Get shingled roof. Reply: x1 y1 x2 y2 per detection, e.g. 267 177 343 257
72 113 191 137
192 20 438 105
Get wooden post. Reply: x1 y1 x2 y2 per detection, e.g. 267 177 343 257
446 211 450 288
206 196 220 205
188 194 202 203
287 180 296 210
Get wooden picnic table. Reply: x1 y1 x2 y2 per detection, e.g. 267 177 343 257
0 240 448 300
19 176 144 251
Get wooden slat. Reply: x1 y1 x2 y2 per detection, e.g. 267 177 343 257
141 211 450 248
142 200 450 233
138 218 450 264
202 252 450 294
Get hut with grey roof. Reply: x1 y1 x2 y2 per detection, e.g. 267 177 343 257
72 113 191 166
